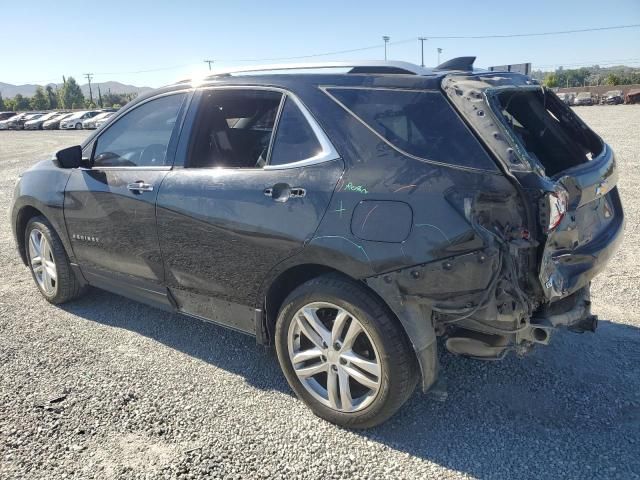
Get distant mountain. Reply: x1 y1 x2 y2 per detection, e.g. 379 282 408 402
0 81 152 98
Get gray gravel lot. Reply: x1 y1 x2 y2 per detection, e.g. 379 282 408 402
1 107 639 480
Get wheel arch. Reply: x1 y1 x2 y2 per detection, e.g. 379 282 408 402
260 261 438 392
261 263 424 370
15 205 46 265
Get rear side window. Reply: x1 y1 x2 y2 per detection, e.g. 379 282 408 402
187 89 283 169
269 97 322 166
326 88 496 170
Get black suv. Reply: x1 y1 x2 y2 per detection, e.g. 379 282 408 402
11 58 624 428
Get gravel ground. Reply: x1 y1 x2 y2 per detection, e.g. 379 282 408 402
1 106 639 480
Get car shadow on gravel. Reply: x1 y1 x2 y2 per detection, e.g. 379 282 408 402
61 288 291 394
63 289 640 479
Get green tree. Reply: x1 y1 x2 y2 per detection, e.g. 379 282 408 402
543 73 558 88
45 85 58 109
13 94 30 111
59 77 85 109
4 97 16 111
0 93 5 110
605 74 621 86
31 86 49 110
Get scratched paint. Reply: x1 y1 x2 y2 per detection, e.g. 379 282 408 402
360 205 379 232
343 182 368 194
415 223 451 244
393 184 417 193
310 235 371 263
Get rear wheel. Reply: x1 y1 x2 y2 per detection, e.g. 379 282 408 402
25 216 84 304
275 274 418 428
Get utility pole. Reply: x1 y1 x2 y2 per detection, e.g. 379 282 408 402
418 37 427 67
204 59 214 70
382 36 390 61
437 48 443 65
83 73 94 104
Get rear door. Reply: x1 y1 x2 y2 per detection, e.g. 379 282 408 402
156 87 343 332
64 91 189 307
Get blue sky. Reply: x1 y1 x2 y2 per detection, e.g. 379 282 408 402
1 0 639 87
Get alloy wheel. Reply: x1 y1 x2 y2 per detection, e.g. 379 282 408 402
287 302 381 412
28 229 57 296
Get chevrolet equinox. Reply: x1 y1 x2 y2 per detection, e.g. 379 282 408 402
11 58 624 428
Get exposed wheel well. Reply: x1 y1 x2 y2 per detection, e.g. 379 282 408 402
15 206 45 264
263 264 414 352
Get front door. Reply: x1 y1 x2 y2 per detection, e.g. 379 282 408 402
156 88 343 332
64 91 189 307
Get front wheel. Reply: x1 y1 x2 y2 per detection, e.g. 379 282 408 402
25 216 84 304
75 123 82 130
275 274 418 428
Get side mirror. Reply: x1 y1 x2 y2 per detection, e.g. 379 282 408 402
54 145 84 169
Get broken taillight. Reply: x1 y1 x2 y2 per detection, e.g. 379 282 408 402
545 189 568 232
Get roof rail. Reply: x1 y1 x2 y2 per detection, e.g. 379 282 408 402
202 61 429 79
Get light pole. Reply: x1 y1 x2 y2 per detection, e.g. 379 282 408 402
437 48 443 65
418 37 427 67
382 36 390 60
204 59 214 71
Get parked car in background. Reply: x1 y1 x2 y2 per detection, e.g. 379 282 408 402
0 114 21 129
625 89 640 104
10 59 624 428
93 111 118 129
0 112 45 130
43 112 73 130
601 91 624 105
0 111 17 121
82 111 116 129
555 92 572 105
60 111 100 130
565 92 577 105
24 112 66 130
573 92 594 106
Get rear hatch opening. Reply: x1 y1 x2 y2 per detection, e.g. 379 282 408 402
491 87 603 177
486 85 622 303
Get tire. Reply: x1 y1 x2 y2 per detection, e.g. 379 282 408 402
25 216 84 304
275 274 418 428
75 123 82 130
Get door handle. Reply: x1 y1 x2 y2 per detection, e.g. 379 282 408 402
127 181 154 193
264 184 306 202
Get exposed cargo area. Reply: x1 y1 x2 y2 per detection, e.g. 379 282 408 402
493 88 604 176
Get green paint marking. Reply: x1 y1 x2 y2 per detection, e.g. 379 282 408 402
333 200 347 218
344 182 368 195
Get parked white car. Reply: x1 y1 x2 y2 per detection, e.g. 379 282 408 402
94 113 117 129
24 112 64 130
43 112 74 130
59 111 100 130
82 111 115 129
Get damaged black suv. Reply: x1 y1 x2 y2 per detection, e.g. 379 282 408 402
11 58 624 428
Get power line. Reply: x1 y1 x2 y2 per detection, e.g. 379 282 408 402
221 24 640 63
8 23 640 82
412 23 640 40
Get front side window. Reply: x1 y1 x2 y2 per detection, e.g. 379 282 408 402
326 87 496 170
187 89 283 168
93 93 186 167
269 97 322 166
